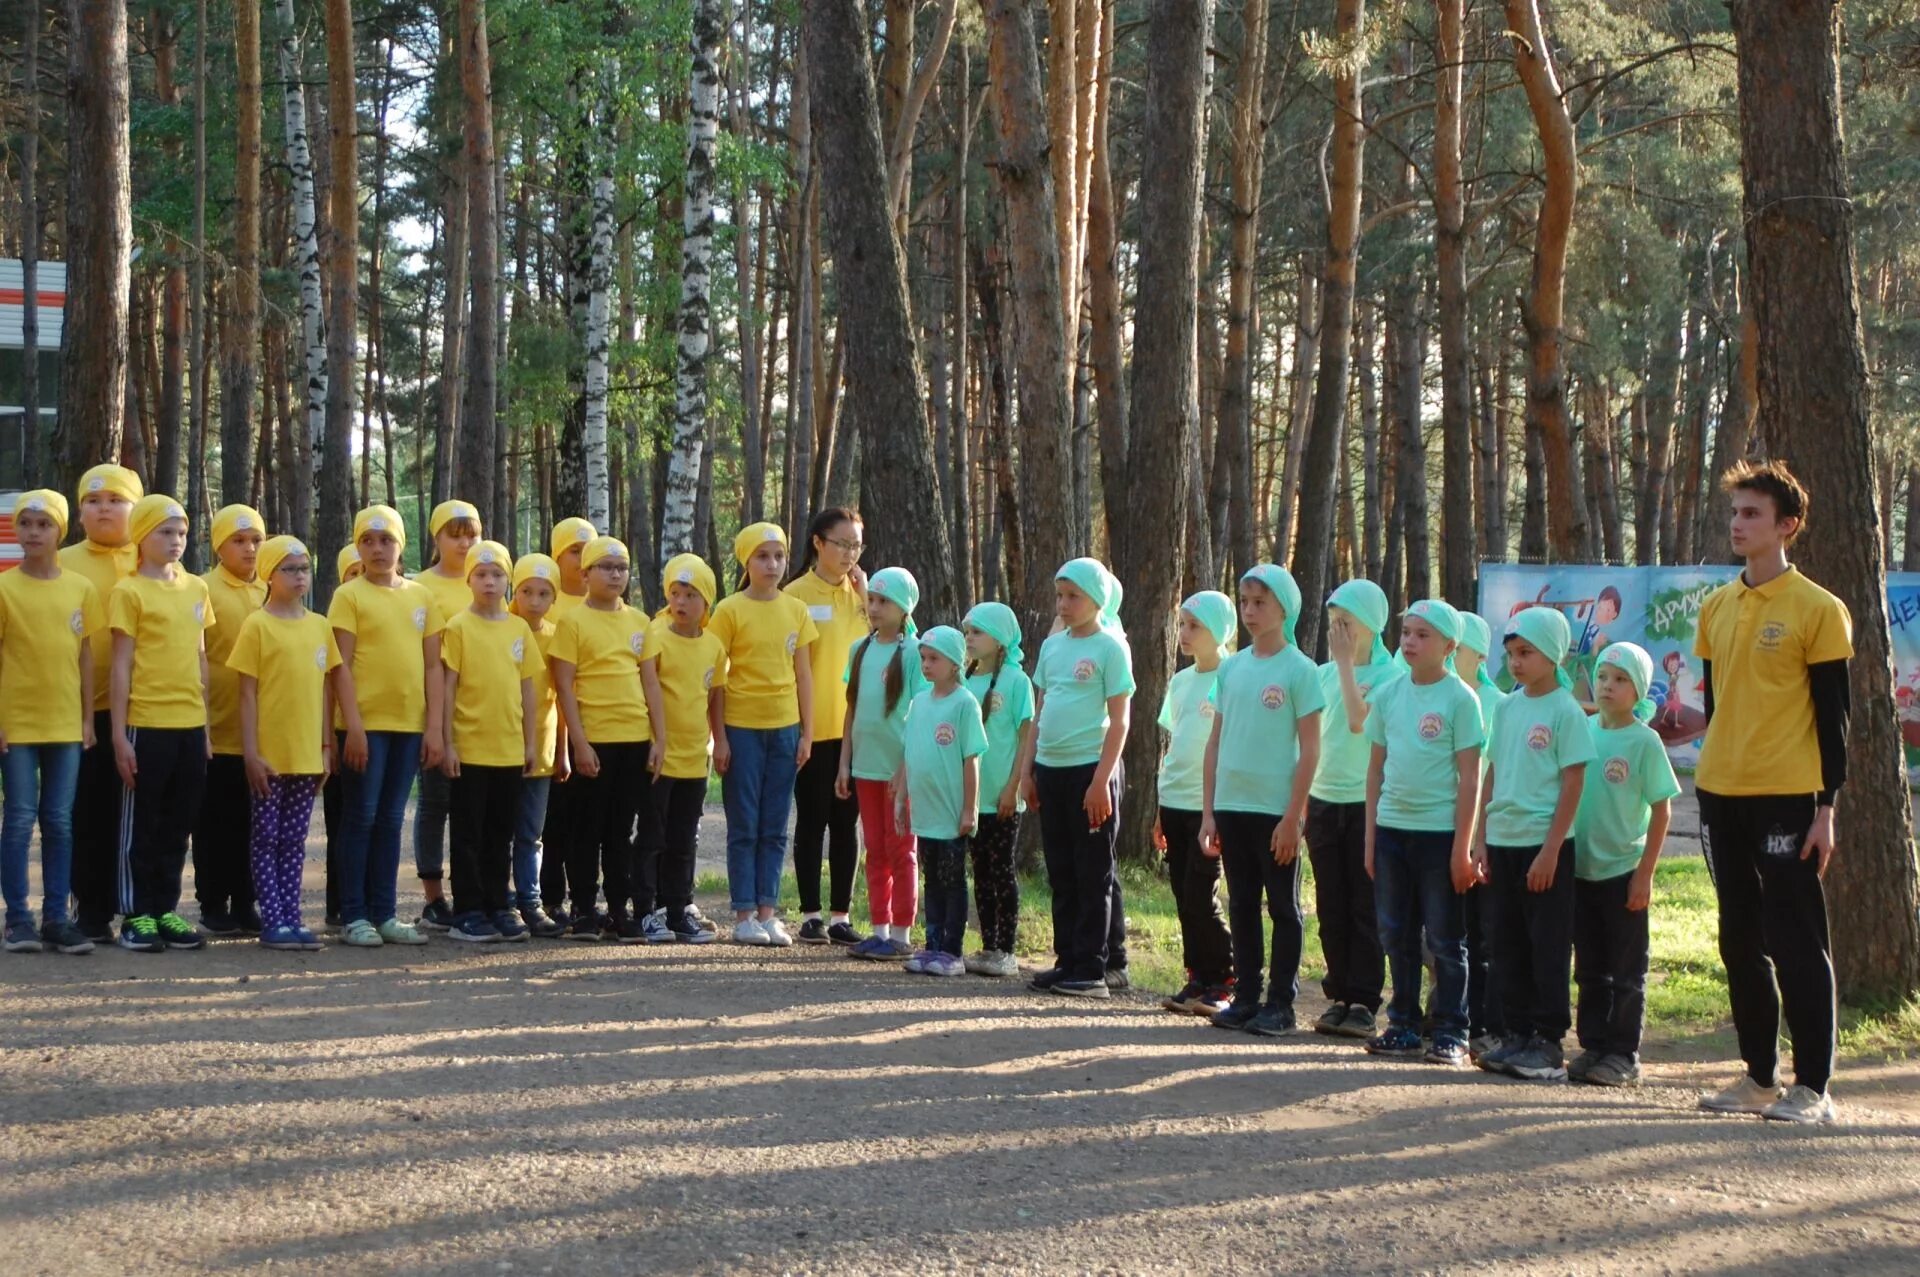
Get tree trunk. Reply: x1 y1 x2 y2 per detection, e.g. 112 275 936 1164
1476 335 1506 561
18 0 43 485
1216 0 1267 588
1904 462 1920 574
157 266 186 501
1110 0 1213 868
1085 5 1128 538
55 0 133 494
983 0 1076 641
434 8 467 518
1433 0 1474 606
455 0 498 518
1389 278 1429 602
187 0 211 563
1638 307 1683 564
1505 0 1579 562
786 32 817 534
1287 0 1366 651
1274 263 1319 563
806 0 957 616
584 79 615 529
1732 0 1920 999
660 0 721 555
949 43 974 611
316 0 355 598
1360 301 1382 579
222 0 262 508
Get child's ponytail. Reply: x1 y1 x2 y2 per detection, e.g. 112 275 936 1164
883 641 905 717
846 635 871 720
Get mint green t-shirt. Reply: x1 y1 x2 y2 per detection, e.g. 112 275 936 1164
1484 686 1596 847
1033 628 1135 767
1209 644 1326 816
1309 658 1403 805
1471 681 1507 755
903 685 988 840
844 634 929 781
1156 663 1220 812
1574 717 1681 880
1364 672 1486 832
966 663 1035 813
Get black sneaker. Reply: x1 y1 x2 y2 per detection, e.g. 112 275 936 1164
827 920 863 946
565 915 603 942
1504 1036 1568 1081
417 899 456 932
1247 1004 1297 1037
797 917 830 945
1477 1034 1527 1077
612 913 646 944
547 906 573 930
198 909 243 938
1363 1026 1425 1058
670 911 715 944
40 921 96 955
1567 1048 1604 1083
1425 1036 1470 1067
79 919 117 945
1313 1002 1351 1035
155 912 206 950
448 913 503 943
1027 966 1066 993
1163 980 1205 1013
1337 1005 1378 1039
1586 1053 1642 1088
492 910 530 942
521 906 565 938
1210 999 1261 1031
1052 977 1111 999
233 904 264 935
1104 966 1130 992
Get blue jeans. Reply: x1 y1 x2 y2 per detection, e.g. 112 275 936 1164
722 723 799 912
919 836 970 956
513 775 551 909
338 732 422 924
1373 825 1468 1040
1 743 82 928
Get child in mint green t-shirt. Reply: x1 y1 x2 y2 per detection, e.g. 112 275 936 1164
1571 642 1679 1087
1476 606 1594 1083
1362 598 1484 1066
960 602 1034 975
896 627 986 977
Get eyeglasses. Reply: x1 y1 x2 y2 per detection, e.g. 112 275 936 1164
824 537 865 558
592 561 631 574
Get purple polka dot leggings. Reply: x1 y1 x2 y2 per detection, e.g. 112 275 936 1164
251 774 321 931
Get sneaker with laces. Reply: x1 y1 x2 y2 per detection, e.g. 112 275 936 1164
521 906 565 938
1336 1005 1378 1039
928 953 966 978
796 917 830 945
1763 1084 1836 1125
1313 1002 1351 1034
849 935 888 960
1104 966 1131 991
904 950 931 974
611 913 646 944
1210 999 1261 1031
686 904 718 933
449 914 504 943
198 909 242 939
492 910 530 942
1504 1037 1568 1081
1364 1026 1425 1058
763 917 794 947
1425 1036 1471 1067
341 919 384 947
878 937 915 959
1468 1034 1499 1064
827 920 863 946
1567 1048 1604 1084
967 950 1019 977
1585 1053 1641 1088
119 915 165 952
233 904 265 935
640 909 674 944
733 917 771 946
1193 985 1234 1016
1052 976 1111 999
566 914 603 942
1476 1034 1527 1076
1164 980 1205 1013
1027 965 1066 992
1700 1075 1787 1115
40 921 95 955
260 924 306 951
292 926 324 951
670 910 714 944
155 912 206 950
1247 1004 1297 1037
4 922 43 953
377 918 429 945
417 898 456 932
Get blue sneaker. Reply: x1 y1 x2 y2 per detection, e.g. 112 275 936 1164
1364 1026 1426 1058
491 910 530 942
449 914 503 944
880 938 915 959
259 925 306 951
292 926 324 951
848 936 889 960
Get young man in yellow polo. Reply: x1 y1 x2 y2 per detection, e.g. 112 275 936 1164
1693 460 1852 1126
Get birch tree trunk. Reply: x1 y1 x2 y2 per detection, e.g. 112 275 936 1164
274 0 325 541
660 0 723 556
223 0 262 507
583 75 616 529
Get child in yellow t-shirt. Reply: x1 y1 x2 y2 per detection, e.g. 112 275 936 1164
108 495 214 953
60 463 142 942
413 499 482 928
710 522 817 946
329 505 443 947
0 491 105 955
639 553 726 944
195 504 268 936
551 535 652 943
227 536 342 952
321 542 365 928
549 517 596 621
439 540 541 943
508 551 567 937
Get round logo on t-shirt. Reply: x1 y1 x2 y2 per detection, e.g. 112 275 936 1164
629 632 646 655
192 601 206 624
987 692 1005 714
1526 724 1553 751
702 667 715 691
1073 658 1096 682
412 607 428 631
69 609 85 635
934 722 957 746
511 637 526 663
785 631 799 656
1260 684 1286 710
1417 712 1444 741
1757 620 1788 652
314 645 329 670
1604 756 1630 784
1201 700 1217 719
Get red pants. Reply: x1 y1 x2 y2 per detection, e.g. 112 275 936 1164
855 778 918 928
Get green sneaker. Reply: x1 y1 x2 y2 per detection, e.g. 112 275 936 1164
341 920 384 947
155 912 206 950
118 915 165 953
377 918 429 946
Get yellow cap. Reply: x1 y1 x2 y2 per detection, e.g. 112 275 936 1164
430 499 483 539
465 539 513 580
581 535 630 571
733 521 787 566
12 489 70 541
76 464 143 506
353 505 407 552
210 504 266 552
337 543 364 581
129 493 189 548
256 535 312 583
661 552 717 610
550 517 597 560
513 552 560 590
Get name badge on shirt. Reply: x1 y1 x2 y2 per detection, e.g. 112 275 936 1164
808 604 834 621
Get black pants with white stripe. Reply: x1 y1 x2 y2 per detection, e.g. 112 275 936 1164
72 710 123 930
119 727 209 919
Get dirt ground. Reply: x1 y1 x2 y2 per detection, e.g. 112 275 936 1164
4 800 1920 1275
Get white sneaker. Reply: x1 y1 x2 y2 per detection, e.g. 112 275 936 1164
762 916 793 947
966 949 1019 977
1763 1084 1837 1125
1699 1075 1786 1114
732 917 770 946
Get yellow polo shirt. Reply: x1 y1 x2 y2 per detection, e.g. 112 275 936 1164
58 539 138 711
415 566 475 636
784 570 866 741
1695 566 1853 796
202 565 268 755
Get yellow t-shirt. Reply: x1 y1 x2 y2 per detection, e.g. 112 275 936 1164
785 570 866 742
58 539 138 711
109 571 214 729
710 592 819 730
328 576 446 733
0 569 105 744
641 616 728 779
225 608 341 775
1695 566 1854 796
442 610 544 768
525 617 560 777
202 565 268 755
415 566 475 633
551 590 588 622
550 602 651 743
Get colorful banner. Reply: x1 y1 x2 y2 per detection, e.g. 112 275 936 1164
1478 564 1920 782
